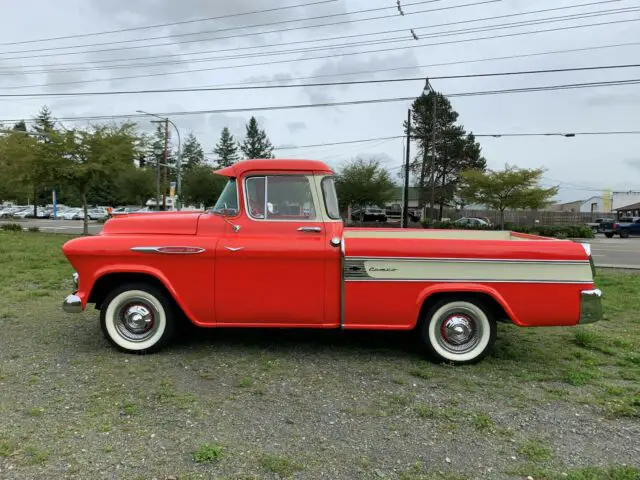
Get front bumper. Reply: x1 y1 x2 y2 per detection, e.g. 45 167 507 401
63 294 82 313
579 289 603 324
62 272 82 314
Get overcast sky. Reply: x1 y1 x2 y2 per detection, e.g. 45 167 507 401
0 0 639 201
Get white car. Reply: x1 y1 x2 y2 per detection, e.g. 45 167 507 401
87 208 108 220
13 208 34 219
61 208 83 220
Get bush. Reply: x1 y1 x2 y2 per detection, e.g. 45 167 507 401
27 226 40 233
1 223 23 232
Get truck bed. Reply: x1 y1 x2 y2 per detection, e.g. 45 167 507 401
343 228 550 241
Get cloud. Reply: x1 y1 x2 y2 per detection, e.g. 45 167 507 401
583 93 640 107
301 50 420 103
286 121 306 133
623 158 640 170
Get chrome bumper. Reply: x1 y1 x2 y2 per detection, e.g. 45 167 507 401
579 289 603 324
62 272 82 314
63 294 82 314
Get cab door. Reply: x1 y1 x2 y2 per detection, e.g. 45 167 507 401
214 174 330 327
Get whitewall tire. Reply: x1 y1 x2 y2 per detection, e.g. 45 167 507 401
100 283 176 354
420 299 496 365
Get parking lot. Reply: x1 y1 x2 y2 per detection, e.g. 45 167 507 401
0 218 103 235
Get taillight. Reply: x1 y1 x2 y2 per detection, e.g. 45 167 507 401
614 223 620 230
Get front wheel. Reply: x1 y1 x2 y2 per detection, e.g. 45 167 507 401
620 229 630 239
420 298 496 365
605 232 614 238
100 283 176 354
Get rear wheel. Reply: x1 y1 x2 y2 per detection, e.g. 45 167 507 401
605 232 614 238
100 283 176 354
620 229 630 239
420 298 497 365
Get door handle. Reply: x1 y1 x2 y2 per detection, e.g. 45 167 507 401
297 226 322 233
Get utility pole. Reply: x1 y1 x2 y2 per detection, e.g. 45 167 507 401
162 118 169 210
428 81 438 220
402 109 411 228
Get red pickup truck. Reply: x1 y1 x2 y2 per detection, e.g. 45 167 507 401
61 159 602 364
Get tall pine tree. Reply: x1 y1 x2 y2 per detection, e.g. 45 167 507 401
213 127 239 167
240 117 274 159
182 132 204 171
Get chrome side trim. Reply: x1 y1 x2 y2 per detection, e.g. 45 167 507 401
579 289 603 324
63 294 82 314
345 256 589 265
130 246 206 254
345 279 594 284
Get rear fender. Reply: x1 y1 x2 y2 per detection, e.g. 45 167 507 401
415 283 522 327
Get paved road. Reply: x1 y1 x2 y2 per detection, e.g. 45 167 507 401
587 235 640 269
0 218 102 234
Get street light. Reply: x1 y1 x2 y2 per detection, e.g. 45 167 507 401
136 110 183 210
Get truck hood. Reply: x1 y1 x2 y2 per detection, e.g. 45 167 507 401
101 212 202 235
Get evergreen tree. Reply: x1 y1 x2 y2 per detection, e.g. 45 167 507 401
239 117 274 159
214 127 239 167
405 91 486 219
12 120 26 132
182 132 204 171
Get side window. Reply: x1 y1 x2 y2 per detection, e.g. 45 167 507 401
321 176 340 220
245 175 317 220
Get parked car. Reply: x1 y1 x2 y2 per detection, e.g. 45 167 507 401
453 217 491 227
600 217 640 238
13 208 35 219
110 207 140 217
87 208 108 220
352 205 387 222
61 208 83 220
61 159 602 365
0 206 26 218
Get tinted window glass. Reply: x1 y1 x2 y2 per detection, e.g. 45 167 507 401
245 175 316 220
322 177 340 220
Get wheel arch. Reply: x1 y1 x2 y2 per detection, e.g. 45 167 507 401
88 269 199 325
415 283 522 328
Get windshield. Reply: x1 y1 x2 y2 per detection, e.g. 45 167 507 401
212 178 239 214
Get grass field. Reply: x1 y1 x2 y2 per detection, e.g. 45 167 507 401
0 231 639 479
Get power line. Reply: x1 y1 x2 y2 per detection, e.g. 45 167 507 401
0 0 450 57
274 130 640 150
2 63 640 98
2 78 640 124
5 0 622 68
0 0 339 47
4 17 639 92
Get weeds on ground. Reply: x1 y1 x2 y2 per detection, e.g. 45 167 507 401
192 443 222 463
259 453 304 478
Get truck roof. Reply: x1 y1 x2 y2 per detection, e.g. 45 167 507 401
215 159 333 177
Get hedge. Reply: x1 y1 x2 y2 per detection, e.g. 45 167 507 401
421 220 594 239
1 223 24 232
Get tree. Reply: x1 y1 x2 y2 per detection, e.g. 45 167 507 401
460 166 559 229
12 121 26 132
117 167 156 207
147 123 175 207
214 127 239 167
64 123 141 234
182 164 227 209
406 91 486 219
334 158 395 216
240 117 274 159
182 132 204 172
28 106 61 215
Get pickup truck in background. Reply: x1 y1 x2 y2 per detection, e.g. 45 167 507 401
61 159 602 365
600 217 640 238
585 217 614 234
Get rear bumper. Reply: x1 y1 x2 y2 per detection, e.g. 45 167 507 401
579 289 603 324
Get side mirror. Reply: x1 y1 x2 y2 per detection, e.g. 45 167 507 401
217 208 238 217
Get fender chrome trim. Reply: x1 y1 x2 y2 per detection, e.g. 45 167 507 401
130 246 206 255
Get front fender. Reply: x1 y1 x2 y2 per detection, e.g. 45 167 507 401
414 283 523 327
89 264 205 326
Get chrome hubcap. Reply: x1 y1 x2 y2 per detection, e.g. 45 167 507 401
114 300 159 342
435 309 482 354
123 305 154 333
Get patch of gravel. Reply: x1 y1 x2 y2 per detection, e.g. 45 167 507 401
0 299 639 479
